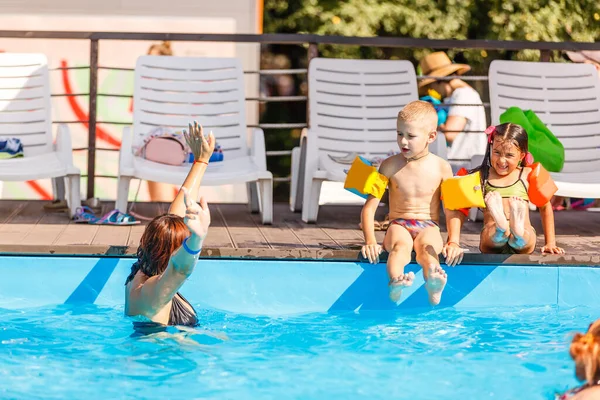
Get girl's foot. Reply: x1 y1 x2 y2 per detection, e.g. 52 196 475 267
509 196 527 239
485 192 509 232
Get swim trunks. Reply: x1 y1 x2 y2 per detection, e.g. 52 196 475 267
390 218 439 239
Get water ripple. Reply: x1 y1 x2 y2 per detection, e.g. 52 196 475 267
0 304 594 399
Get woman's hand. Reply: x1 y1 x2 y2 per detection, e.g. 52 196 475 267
442 242 464 267
181 187 210 240
541 243 565 255
183 121 215 164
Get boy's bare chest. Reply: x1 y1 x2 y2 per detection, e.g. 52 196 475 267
389 164 442 195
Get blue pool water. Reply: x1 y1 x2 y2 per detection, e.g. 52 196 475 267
0 303 591 399
0 256 598 398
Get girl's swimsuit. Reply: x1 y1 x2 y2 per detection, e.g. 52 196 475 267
481 168 535 254
484 167 529 200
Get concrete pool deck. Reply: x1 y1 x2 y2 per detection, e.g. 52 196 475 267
0 200 598 265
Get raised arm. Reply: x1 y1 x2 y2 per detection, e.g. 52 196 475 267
440 161 465 266
168 121 215 217
140 187 210 314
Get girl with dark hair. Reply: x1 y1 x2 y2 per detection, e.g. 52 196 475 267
472 123 564 255
125 122 215 329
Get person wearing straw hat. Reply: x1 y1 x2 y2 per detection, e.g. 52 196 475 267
418 52 487 171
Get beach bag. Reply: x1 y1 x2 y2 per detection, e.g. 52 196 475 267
499 107 565 172
136 128 189 166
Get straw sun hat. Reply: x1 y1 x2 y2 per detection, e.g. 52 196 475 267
418 51 471 88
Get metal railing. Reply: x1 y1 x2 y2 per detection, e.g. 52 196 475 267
1 30 599 199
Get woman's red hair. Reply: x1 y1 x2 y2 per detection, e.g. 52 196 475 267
125 214 189 284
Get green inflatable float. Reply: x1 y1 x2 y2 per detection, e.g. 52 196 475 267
499 107 565 172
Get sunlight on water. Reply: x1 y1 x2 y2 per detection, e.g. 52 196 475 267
0 304 592 399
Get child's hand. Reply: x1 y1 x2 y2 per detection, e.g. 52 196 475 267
541 243 565 255
361 243 382 264
442 242 464 266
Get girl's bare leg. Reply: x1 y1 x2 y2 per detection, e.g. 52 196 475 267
507 197 536 254
480 192 510 253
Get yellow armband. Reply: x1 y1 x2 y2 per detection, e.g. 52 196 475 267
527 162 558 207
441 171 486 210
343 156 389 199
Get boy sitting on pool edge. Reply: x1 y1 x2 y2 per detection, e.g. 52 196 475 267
360 100 465 305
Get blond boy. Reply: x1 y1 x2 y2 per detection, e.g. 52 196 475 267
360 101 465 305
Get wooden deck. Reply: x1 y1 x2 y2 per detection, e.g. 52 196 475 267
0 200 598 265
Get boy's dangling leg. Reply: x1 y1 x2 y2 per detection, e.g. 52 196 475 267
383 223 414 303
414 226 446 306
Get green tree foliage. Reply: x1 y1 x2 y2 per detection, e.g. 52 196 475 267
265 0 599 68
487 0 600 62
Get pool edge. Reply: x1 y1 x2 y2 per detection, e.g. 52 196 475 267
0 244 598 267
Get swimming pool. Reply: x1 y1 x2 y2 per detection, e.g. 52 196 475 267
1 255 598 399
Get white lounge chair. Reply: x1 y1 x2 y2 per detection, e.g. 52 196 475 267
116 56 273 224
290 58 419 223
0 53 81 216
489 60 600 202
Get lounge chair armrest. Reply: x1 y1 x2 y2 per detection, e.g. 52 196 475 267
300 127 319 168
119 126 134 171
250 127 267 171
55 124 75 167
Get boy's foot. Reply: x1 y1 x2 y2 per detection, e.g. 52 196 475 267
425 265 447 306
388 271 415 303
485 192 509 232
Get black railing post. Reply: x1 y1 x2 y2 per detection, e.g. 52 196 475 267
540 50 551 62
87 39 99 200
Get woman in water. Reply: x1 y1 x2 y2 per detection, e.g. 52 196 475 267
125 121 215 330
557 319 600 399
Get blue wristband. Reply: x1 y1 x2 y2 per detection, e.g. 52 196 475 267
182 237 201 255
